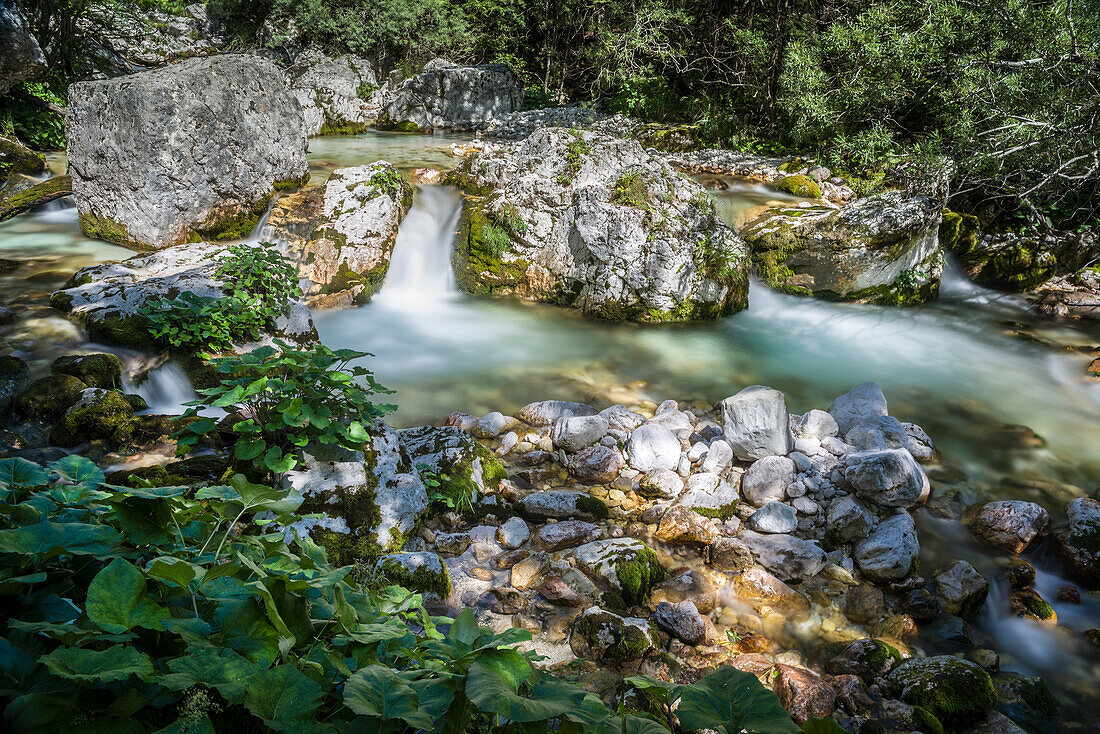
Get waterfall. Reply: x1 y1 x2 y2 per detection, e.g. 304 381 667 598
126 363 199 415
245 199 277 244
375 185 463 303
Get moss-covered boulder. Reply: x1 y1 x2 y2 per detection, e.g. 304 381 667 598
887 656 996 730
286 424 428 565
264 161 413 305
742 190 943 304
50 353 122 390
0 175 72 223
952 232 1057 291
1008 587 1056 623
516 490 609 521
14 374 88 422
570 606 658 661
398 425 506 508
448 128 749 322
991 672 1060 734
49 388 136 446
375 551 451 598
773 174 822 199
0 354 29 420
0 134 45 181
572 538 665 606
825 638 904 684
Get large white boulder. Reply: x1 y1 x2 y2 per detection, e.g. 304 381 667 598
378 61 522 131
719 385 794 460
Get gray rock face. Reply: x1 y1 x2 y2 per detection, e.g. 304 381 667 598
829 382 889 435
52 242 317 349
68 55 308 250
740 530 827 581
825 496 874 545
933 560 989 620
379 62 522 131
496 516 530 549
742 455 796 507
742 190 943 304
653 600 706 644
515 399 597 426
287 53 379 136
720 385 794 460
450 129 750 322
535 520 602 551
853 512 919 582
598 404 647 433
551 415 609 451
963 500 1050 555
796 409 839 440
569 444 623 484
637 468 684 499
265 162 412 300
626 423 682 472
746 501 798 534
516 490 606 520
845 414 936 462
843 448 928 508
0 2 46 94
675 472 740 516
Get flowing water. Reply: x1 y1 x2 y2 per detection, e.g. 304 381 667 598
2 131 1099 722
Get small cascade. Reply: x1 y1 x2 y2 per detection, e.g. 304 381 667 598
375 185 463 304
125 363 199 415
245 199 277 244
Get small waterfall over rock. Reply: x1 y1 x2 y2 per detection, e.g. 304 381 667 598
126 363 199 415
376 185 463 303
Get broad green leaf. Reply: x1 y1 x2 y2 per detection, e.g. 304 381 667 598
0 458 48 494
343 666 436 729
0 521 118 557
0 572 47 594
41 646 153 682
677 666 800 734
801 717 850 733
103 484 189 500
466 654 584 723
153 715 215 734
146 557 198 588
263 447 297 474
2 693 77 732
49 455 105 489
214 598 281 666
162 647 261 704
194 485 237 502
86 558 169 634
236 438 266 461
242 665 323 732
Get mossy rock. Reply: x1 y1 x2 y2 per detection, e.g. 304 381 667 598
773 174 822 199
939 210 980 256
78 211 136 248
992 672 1060 734
911 706 944 734
571 607 658 661
632 123 705 154
84 314 157 351
1008 588 1056 623
574 538 665 607
189 194 272 243
50 353 122 389
375 112 421 133
0 135 46 179
451 196 531 296
828 638 904 684
983 244 1057 291
375 551 450 597
0 355 29 381
14 374 89 422
50 389 136 447
318 115 369 136
887 656 996 730
400 426 507 510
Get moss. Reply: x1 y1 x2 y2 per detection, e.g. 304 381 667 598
452 197 530 295
0 176 72 222
575 611 656 660
939 210 980 256
0 135 46 178
777 159 806 174
1009 588 1056 622
49 291 74 312
0 355 29 381
376 555 451 596
50 390 135 447
745 215 814 297
375 111 421 133
773 174 822 199
891 657 996 730
613 545 664 606
14 374 88 421
992 672 1060 733
321 259 392 304
557 133 591 186
274 174 309 190
911 706 944 734
84 314 157 351
691 502 740 520
631 123 705 153
112 464 190 488
984 244 1057 291
50 353 122 389
78 211 134 248
191 195 272 242
318 115 369 136
610 171 651 209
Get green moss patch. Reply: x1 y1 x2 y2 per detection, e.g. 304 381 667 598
191 195 272 242
773 174 822 199
613 545 664 606
375 552 451 597
889 656 996 730
78 211 135 248
50 353 122 389
50 389 135 447
14 374 88 421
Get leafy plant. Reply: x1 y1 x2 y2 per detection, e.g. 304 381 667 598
418 462 473 513
367 167 404 199
611 170 651 209
176 341 395 476
356 81 380 99
215 241 302 317
558 133 592 185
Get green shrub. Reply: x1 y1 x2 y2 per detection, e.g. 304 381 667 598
215 241 302 316
356 81 379 99
175 341 395 476
367 167 404 198
557 134 591 185
611 170 650 209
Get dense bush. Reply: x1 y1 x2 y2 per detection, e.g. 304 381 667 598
0 453 844 733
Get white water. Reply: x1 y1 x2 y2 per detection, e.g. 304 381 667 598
124 363 199 415
376 186 462 304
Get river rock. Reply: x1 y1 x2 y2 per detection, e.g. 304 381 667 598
569 444 623 483
449 128 749 321
742 455 795 506
551 415 608 451
68 55 308 249
435 532 471 555
50 353 122 390
535 520 602 551
675 472 740 518
399 425 507 504
829 382 889 435
0 355 28 420
853 512 919 582
378 61 522 131
496 516 530 549
599 404 647 433
740 530 827 581
963 500 1050 554
843 448 928 509
625 423 681 472
825 638 903 684
845 415 936 462
571 606 658 661
51 242 318 350
1054 497 1100 587
887 656 996 730
287 426 428 558
375 551 450 597
0 2 46 95
510 552 548 590
50 388 136 447
719 385 794 460
516 490 608 521
650 569 717 613
572 538 665 604
773 665 837 724
746 501 798 534
514 399 597 426
710 536 755 573
655 505 720 545
730 566 811 618
287 53 379 136
796 409 839 440
700 438 734 474
265 161 412 301
824 496 874 546
742 190 942 304
933 560 990 620
637 468 684 499
653 600 706 644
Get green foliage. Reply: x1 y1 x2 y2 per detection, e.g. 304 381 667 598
176 341 395 477
141 243 300 352
480 222 512 258
367 167 403 199
558 134 591 185
0 453 840 732
356 80 379 99
611 170 651 209
0 82 66 150
418 463 474 513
